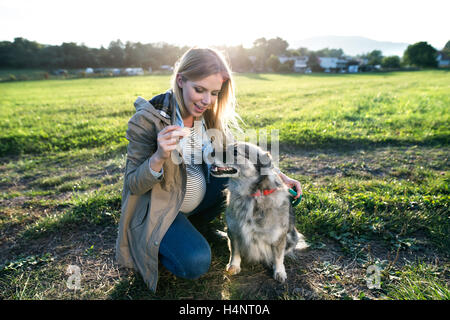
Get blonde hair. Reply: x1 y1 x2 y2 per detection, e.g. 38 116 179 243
171 47 242 139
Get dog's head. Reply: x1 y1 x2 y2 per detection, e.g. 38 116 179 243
210 142 273 179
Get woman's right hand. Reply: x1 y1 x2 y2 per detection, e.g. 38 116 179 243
150 125 188 171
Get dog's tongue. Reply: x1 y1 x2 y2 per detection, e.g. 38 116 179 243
212 165 228 172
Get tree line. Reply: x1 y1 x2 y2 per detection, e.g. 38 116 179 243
1 36 448 72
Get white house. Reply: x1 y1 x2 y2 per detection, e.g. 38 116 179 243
277 55 364 73
278 56 309 73
318 57 348 72
293 58 309 72
437 51 450 68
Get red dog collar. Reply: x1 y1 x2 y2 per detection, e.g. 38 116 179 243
250 188 277 197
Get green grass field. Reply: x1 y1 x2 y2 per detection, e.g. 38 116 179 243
0 70 449 300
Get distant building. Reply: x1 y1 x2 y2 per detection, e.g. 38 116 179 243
52 69 68 75
293 57 308 73
278 56 309 73
160 65 173 72
437 51 450 68
125 68 144 75
318 57 348 73
347 61 360 73
277 55 366 73
348 65 359 73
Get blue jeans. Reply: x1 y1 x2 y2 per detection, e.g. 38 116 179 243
158 175 228 279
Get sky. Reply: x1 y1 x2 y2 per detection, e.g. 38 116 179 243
0 0 448 50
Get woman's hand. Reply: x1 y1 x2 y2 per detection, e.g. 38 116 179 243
278 171 302 199
150 125 188 171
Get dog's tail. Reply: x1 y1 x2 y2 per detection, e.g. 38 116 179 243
285 229 309 261
285 205 309 258
285 228 299 254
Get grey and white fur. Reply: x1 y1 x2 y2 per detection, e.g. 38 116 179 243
210 142 304 283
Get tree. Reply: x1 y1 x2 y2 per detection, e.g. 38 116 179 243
307 52 322 72
223 45 253 72
367 50 383 66
279 60 294 73
37 45 63 68
251 36 289 71
125 41 147 67
381 56 401 69
108 39 125 67
61 42 94 68
96 46 111 68
9 37 42 68
0 41 14 68
315 48 344 58
251 37 269 71
297 47 310 57
443 40 450 55
266 54 281 72
403 42 438 68
267 37 289 57
288 47 309 57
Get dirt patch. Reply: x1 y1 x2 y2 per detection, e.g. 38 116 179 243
278 145 449 179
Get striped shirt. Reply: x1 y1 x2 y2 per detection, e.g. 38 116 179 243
148 97 212 215
179 125 206 215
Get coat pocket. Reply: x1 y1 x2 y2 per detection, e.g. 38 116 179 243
130 199 150 231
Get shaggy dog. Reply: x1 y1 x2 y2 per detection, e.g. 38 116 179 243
210 142 305 283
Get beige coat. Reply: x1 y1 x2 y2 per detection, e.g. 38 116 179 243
115 96 187 292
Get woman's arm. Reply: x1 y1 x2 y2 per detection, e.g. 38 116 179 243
275 168 302 199
125 114 188 195
125 116 163 195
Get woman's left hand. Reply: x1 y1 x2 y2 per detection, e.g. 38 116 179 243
278 172 302 199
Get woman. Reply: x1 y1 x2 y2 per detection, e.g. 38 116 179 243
116 47 302 292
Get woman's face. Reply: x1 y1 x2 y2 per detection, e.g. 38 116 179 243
177 72 224 118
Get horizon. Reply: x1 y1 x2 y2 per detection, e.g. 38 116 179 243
0 0 448 51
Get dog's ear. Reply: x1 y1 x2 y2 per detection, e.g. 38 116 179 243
256 151 272 173
260 151 272 167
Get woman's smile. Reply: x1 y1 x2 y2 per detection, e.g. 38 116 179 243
193 102 208 113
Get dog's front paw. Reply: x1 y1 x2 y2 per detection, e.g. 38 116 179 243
273 269 287 283
226 264 241 275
